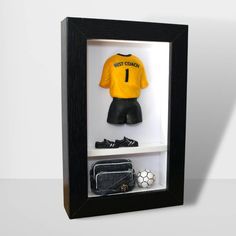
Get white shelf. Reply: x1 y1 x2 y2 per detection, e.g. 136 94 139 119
88 144 167 157
88 184 166 198
88 39 166 44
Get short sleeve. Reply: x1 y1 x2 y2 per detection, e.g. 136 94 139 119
99 59 111 88
140 65 149 89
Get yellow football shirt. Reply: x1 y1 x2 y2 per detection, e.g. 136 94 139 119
99 54 148 98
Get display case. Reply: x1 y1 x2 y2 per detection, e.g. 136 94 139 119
61 17 188 219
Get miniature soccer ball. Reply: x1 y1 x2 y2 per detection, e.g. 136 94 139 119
136 169 156 188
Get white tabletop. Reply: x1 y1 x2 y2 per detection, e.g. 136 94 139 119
0 179 235 236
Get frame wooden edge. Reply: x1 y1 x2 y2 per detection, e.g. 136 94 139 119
65 17 188 42
61 18 70 216
61 18 89 218
167 27 188 204
71 190 183 219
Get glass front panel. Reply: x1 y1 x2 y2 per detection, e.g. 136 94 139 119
87 39 170 197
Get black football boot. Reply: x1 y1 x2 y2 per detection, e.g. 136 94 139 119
115 136 138 147
95 139 119 149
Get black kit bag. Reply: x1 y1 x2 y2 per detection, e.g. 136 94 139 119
90 159 135 195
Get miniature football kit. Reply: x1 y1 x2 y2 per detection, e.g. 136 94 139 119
99 53 148 124
90 53 152 196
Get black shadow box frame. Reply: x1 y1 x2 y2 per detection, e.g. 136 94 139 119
61 17 188 219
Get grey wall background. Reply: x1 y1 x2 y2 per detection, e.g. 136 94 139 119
0 0 236 179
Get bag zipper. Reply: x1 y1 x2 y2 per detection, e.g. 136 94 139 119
93 161 132 178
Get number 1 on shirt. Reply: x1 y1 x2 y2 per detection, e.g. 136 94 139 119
125 69 129 82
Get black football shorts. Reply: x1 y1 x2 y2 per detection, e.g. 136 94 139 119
107 98 142 124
